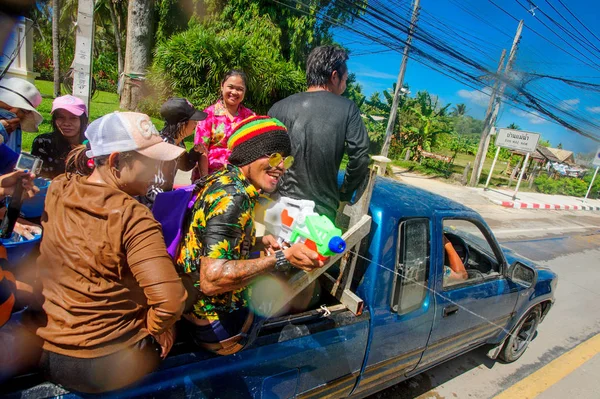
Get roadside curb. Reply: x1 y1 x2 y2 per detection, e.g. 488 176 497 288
490 199 600 211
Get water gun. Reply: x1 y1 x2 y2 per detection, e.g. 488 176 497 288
263 197 346 261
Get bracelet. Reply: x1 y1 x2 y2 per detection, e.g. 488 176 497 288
274 250 291 272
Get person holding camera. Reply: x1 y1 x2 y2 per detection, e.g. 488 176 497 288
31 95 88 179
0 77 43 174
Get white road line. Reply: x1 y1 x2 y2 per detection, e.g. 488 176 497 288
494 225 600 236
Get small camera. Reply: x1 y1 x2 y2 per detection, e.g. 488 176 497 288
15 152 43 175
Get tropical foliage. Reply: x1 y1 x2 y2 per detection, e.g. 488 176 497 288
31 0 127 92
534 173 599 198
147 20 305 113
206 0 362 68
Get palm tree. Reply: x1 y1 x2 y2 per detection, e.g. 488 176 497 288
401 91 452 159
52 0 60 97
121 0 154 110
507 122 520 130
452 103 468 117
95 0 127 78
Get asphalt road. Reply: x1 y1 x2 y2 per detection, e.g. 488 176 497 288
368 231 600 399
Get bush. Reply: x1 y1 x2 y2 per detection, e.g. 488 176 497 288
147 21 306 114
421 158 452 178
534 173 599 198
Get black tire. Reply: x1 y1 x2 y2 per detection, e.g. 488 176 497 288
499 305 541 363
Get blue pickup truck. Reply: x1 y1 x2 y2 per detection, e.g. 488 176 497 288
2 175 557 398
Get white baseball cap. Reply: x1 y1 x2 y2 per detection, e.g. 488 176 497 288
85 112 185 161
0 77 43 132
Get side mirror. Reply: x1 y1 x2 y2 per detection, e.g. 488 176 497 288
509 261 536 289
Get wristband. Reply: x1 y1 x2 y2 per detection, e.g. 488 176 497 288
274 250 291 272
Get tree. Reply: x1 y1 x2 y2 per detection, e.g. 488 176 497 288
52 0 60 97
206 0 361 68
507 122 520 130
451 103 468 117
147 20 305 114
557 143 563 149
453 116 484 137
397 91 452 160
98 0 126 78
121 0 155 110
538 138 551 147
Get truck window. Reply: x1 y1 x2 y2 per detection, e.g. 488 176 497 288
442 219 502 289
391 218 430 315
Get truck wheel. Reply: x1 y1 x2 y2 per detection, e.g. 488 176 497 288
499 305 541 363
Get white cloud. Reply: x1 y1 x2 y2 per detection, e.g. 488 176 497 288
510 108 547 124
559 98 580 111
586 106 600 114
356 70 398 80
457 88 491 107
351 64 397 81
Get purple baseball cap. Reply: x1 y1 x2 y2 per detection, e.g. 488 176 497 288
51 95 88 117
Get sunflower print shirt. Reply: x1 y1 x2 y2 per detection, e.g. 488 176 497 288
177 164 260 321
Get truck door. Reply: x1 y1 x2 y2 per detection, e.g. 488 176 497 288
352 217 435 397
418 214 519 369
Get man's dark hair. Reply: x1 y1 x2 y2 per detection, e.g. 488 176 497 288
306 45 349 88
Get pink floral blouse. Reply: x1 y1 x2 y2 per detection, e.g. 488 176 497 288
194 100 255 173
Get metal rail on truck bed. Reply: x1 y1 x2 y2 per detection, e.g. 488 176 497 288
270 157 390 317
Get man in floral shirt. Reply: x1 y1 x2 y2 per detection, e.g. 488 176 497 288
177 115 324 355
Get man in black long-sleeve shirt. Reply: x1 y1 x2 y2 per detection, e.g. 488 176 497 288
268 46 370 221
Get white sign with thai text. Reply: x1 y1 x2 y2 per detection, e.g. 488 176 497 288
495 128 540 153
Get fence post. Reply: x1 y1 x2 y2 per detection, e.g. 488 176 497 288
508 166 518 187
462 162 471 185
528 165 539 189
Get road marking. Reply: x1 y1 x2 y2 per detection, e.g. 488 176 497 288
493 225 599 236
493 333 600 399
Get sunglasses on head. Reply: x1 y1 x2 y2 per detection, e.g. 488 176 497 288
266 153 294 169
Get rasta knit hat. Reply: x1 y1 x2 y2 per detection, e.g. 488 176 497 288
227 115 291 167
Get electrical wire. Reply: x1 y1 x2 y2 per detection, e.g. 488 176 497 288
270 0 600 142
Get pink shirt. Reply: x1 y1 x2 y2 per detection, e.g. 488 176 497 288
194 100 255 173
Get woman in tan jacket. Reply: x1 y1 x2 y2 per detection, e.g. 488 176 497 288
36 112 187 393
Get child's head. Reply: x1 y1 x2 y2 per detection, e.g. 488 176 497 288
159 97 207 142
0 77 42 132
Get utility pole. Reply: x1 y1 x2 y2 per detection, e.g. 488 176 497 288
471 49 506 184
71 0 95 110
380 0 420 158
470 20 523 187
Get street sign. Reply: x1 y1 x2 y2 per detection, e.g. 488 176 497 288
593 148 600 167
495 128 540 153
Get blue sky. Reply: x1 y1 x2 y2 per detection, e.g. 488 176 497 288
334 0 600 155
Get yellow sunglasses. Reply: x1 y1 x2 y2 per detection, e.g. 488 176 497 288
267 153 294 169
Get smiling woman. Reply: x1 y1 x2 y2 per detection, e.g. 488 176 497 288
31 95 88 179
192 70 256 179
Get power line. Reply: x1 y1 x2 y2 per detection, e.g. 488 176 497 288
513 0 600 69
271 0 600 142
542 0 600 55
487 0 600 72
556 0 600 45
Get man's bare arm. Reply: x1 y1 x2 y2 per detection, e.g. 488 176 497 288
200 256 276 296
200 244 324 296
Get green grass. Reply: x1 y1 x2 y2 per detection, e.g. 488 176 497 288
391 152 524 188
22 80 165 152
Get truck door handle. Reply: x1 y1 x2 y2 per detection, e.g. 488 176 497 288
443 305 459 317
